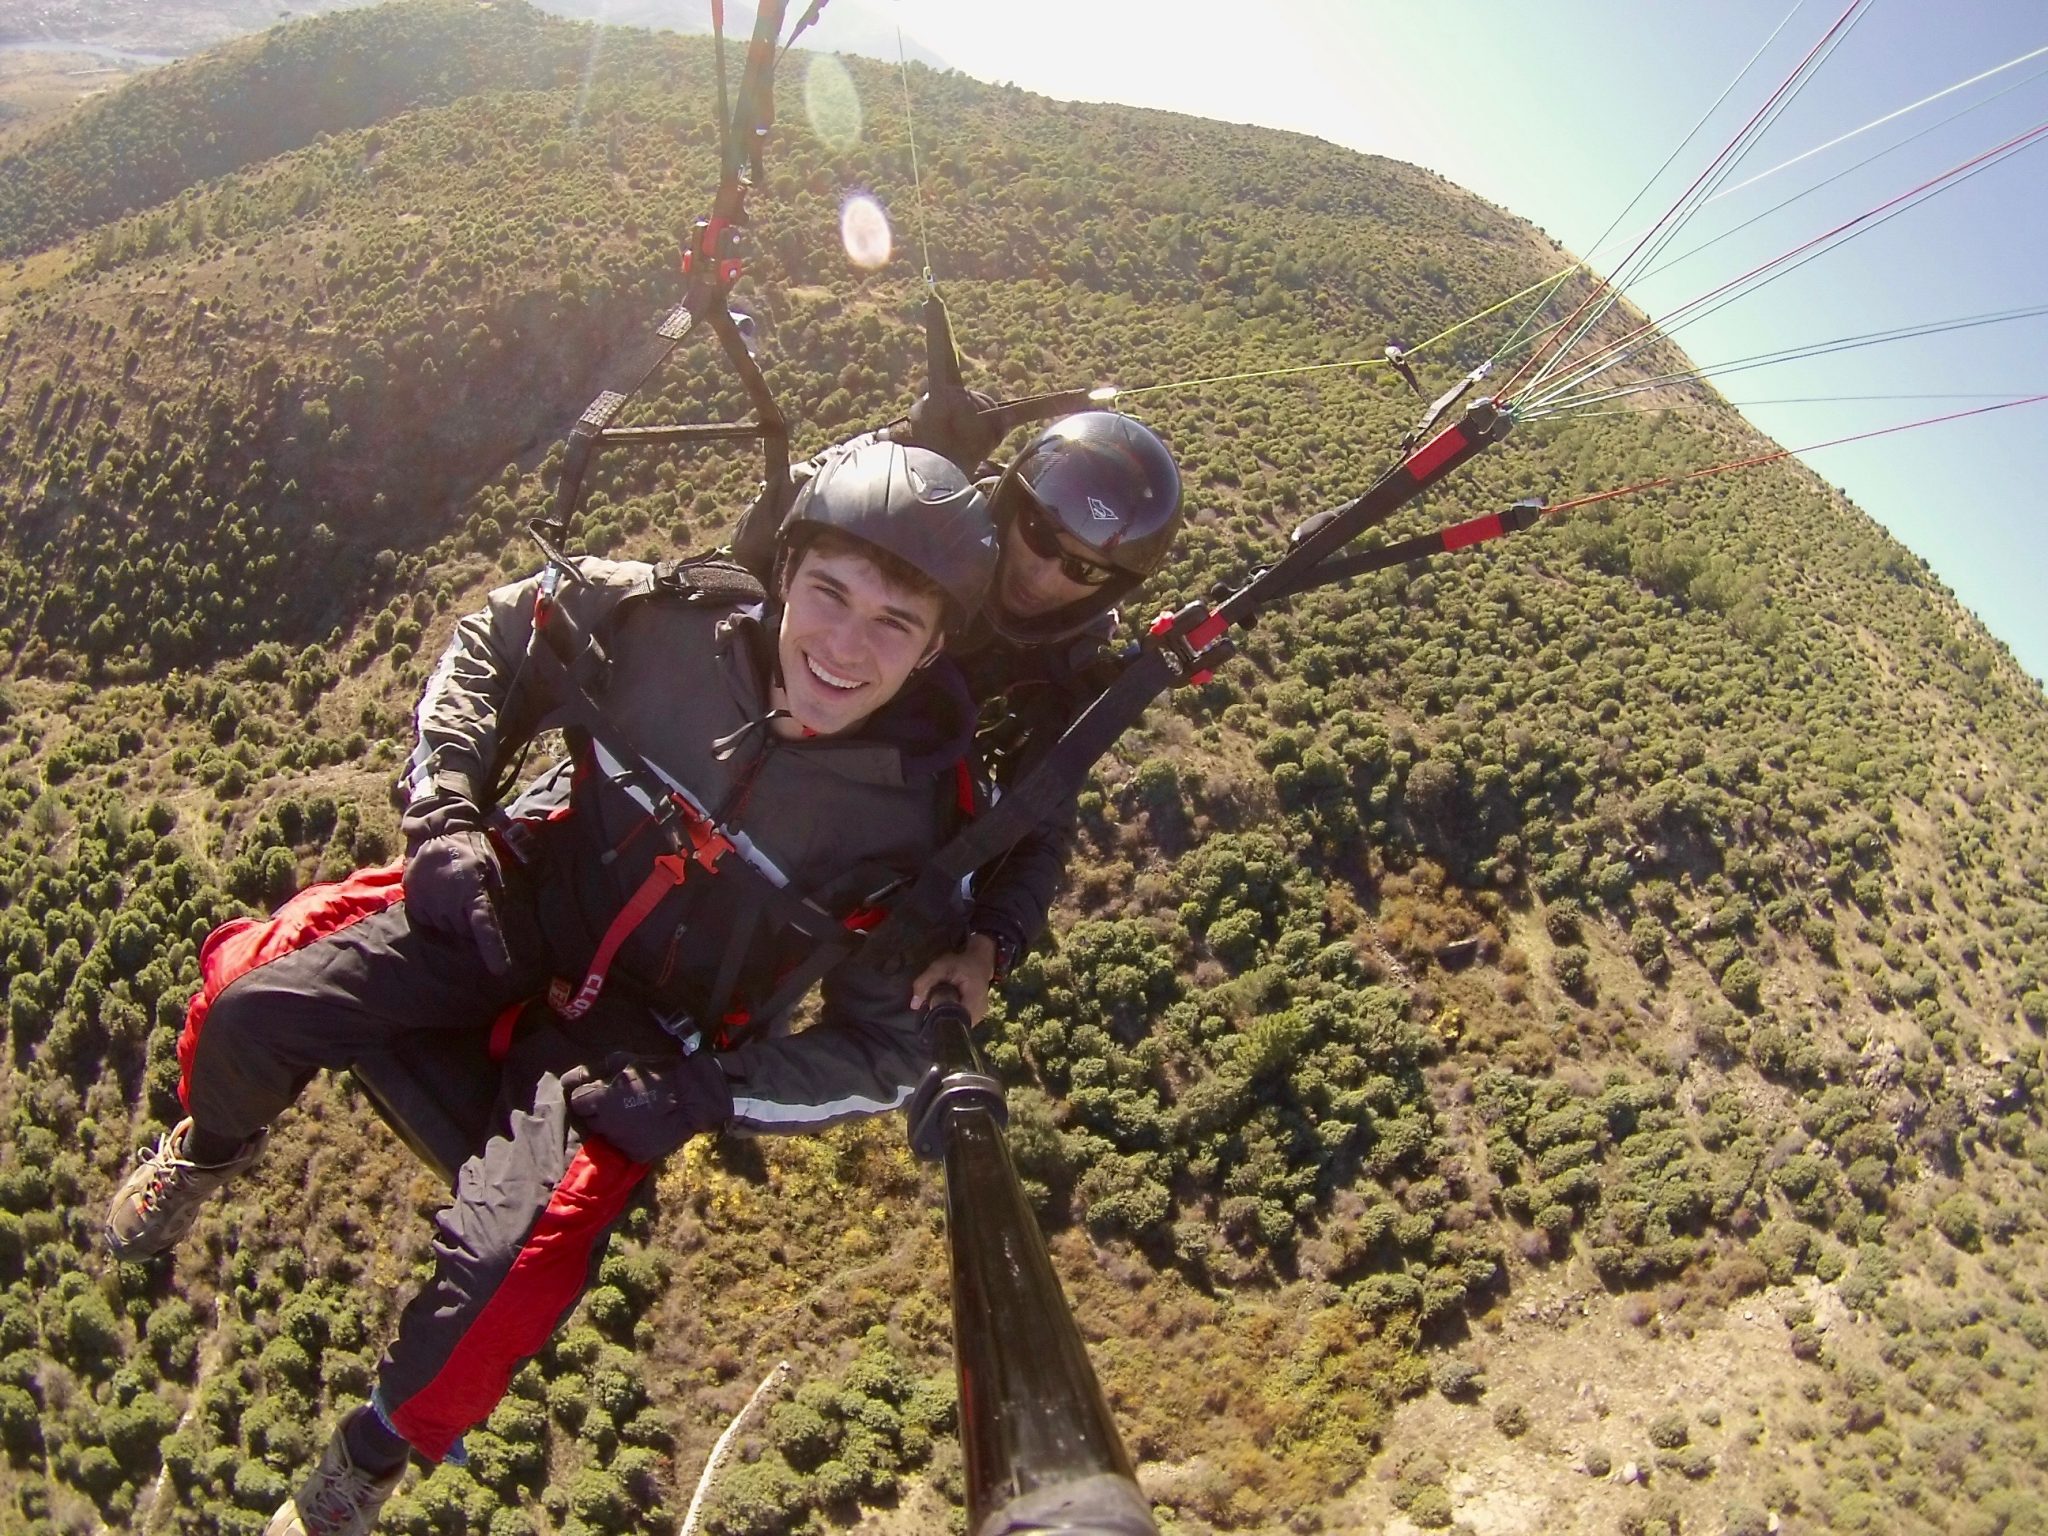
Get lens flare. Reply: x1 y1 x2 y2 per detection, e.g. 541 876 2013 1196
840 194 893 271
804 53 863 152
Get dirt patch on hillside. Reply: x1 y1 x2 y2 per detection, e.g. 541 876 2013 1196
1328 1264 1842 1535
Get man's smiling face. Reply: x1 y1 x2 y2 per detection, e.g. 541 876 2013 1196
773 540 946 737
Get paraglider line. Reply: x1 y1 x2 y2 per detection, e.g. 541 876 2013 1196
1514 117 2048 414
898 21 936 289
1636 57 2048 290
1106 265 1578 402
1706 40 2048 204
1525 302 2048 417
1505 0 1873 401
1536 393 2048 516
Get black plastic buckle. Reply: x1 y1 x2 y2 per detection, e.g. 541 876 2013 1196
906 1061 1008 1162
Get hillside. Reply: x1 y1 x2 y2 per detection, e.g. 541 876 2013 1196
0 50 151 152
1 6 2045 1536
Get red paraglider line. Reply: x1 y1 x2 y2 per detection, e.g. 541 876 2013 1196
1537 394 2048 517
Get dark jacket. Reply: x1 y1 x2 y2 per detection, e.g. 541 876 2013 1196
950 615 1119 962
400 557 980 1134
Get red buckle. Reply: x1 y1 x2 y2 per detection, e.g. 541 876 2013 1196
685 818 733 871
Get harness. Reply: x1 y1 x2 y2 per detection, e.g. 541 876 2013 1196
516 556 977 1044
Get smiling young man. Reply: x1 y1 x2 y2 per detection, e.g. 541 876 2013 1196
732 409 1186 1024
107 443 1001 1535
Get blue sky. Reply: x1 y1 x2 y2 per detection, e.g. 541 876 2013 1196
862 0 2048 683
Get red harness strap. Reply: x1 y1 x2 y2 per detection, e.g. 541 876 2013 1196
549 852 691 1020
547 790 744 1022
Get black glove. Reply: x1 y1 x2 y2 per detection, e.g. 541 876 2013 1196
904 386 1001 475
560 1053 734 1164
403 830 513 977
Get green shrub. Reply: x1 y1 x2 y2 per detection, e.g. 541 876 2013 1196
1552 945 1592 1000
54 1287 123 1369
1407 1484 1454 1528
1801 917 1838 960
810 1457 861 1507
1719 957 1765 1012
563 1466 628 1528
770 1401 837 1472
231 1458 290 1512
145 1298 201 1377
1629 917 1668 975
1932 1194 1982 1251
0 1383 41 1454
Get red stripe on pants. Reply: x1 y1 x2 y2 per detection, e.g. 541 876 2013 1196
388 1139 649 1461
176 863 408 1110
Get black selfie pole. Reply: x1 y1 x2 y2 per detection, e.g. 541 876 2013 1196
908 990 1158 1536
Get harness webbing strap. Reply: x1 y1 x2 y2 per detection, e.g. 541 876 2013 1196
550 853 692 1019
487 1000 527 1062
744 899 894 1026
702 880 770 1028
857 643 1183 971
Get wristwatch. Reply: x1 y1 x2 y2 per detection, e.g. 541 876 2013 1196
976 927 1020 982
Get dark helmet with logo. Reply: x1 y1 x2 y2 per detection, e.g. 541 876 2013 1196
987 411 1183 644
778 440 998 632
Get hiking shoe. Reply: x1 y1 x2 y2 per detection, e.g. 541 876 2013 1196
105 1118 268 1260
264 1425 405 1536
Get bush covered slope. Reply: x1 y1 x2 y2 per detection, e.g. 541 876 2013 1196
0 1 594 260
1 5 2045 1533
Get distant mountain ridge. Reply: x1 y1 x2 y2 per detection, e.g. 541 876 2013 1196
0 0 947 71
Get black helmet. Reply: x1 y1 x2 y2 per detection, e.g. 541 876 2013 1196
987 412 1183 644
778 440 997 632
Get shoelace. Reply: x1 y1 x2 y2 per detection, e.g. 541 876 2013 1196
134 1139 186 1212
301 1460 383 1528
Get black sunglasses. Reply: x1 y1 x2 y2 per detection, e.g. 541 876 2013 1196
1010 489 1117 587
